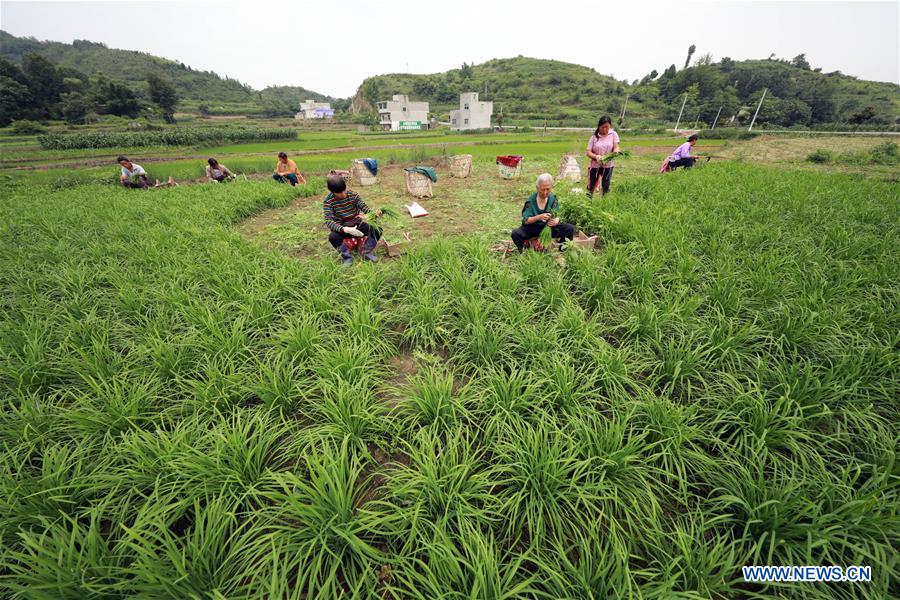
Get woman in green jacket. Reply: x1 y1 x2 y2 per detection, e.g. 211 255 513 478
511 173 576 251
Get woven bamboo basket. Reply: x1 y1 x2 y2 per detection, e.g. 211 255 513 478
449 154 473 178
497 161 522 179
350 160 377 185
556 154 582 182
405 170 433 198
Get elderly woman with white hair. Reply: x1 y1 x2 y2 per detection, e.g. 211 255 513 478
511 173 576 251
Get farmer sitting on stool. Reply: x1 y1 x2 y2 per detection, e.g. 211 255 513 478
511 173 576 252
666 134 705 170
324 174 381 265
273 152 305 186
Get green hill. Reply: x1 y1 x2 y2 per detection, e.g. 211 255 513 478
632 57 900 128
0 31 333 109
2 30 896 128
354 56 899 128
353 57 628 124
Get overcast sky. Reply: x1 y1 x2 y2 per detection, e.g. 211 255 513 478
1 0 898 97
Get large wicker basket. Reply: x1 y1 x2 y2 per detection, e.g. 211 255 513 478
556 154 581 182
350 160 377 186
449 154 473 178
405 170 433 198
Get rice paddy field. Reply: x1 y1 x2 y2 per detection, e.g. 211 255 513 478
1 127 898 599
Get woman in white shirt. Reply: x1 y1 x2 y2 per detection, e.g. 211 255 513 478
117 155 176 188
118 155 151 188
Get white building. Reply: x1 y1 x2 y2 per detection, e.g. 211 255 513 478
294 99 334 120
450 92 492 130
376 95 429 131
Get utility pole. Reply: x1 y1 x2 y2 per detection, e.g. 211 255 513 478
484 80 487 98
620 95 629 126
711 106 723 130
673 94 687 133
748 88 767 132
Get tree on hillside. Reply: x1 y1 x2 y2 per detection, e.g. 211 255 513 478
638 69 659 86
660 64 677 81
798 77 837 123
791 53 811 70
60 91 94 123
0 76 32 126
695 53 713 66
147 73 178 123
850 105 877 124
93 74 141 118
460 62 473 79
684 44 696 69
22 54 65 117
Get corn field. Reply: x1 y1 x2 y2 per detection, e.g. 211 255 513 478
37 126 297 150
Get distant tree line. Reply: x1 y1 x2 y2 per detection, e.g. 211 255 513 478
0 53 179 127
628 47 894 127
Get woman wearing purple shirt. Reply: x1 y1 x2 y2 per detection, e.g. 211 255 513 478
585 115 620 196
667 134 702 170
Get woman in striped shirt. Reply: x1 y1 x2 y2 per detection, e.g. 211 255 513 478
323 174 381 265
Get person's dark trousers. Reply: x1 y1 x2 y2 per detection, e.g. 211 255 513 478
668 157 695 170
511 221 576 251
327 221 382 249
273 173 299 186
587 166 614 195
122 175 150 189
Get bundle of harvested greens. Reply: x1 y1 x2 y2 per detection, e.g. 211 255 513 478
366 206 400 231
537 209 558 250
599 149 632 162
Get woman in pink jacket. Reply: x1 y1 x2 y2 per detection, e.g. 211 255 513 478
585 115 620 196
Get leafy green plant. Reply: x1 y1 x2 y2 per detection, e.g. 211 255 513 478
10 119 48 135
806 149 832 163
869 140 898 165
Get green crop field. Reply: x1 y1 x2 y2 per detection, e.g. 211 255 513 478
1 127 898 599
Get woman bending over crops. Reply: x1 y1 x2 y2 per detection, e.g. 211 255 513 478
273 152 305 186
323 174 381 265
666 134 705 170
117 156 176 188
206 158 235 183
511 173 576 251
585 116 620 196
